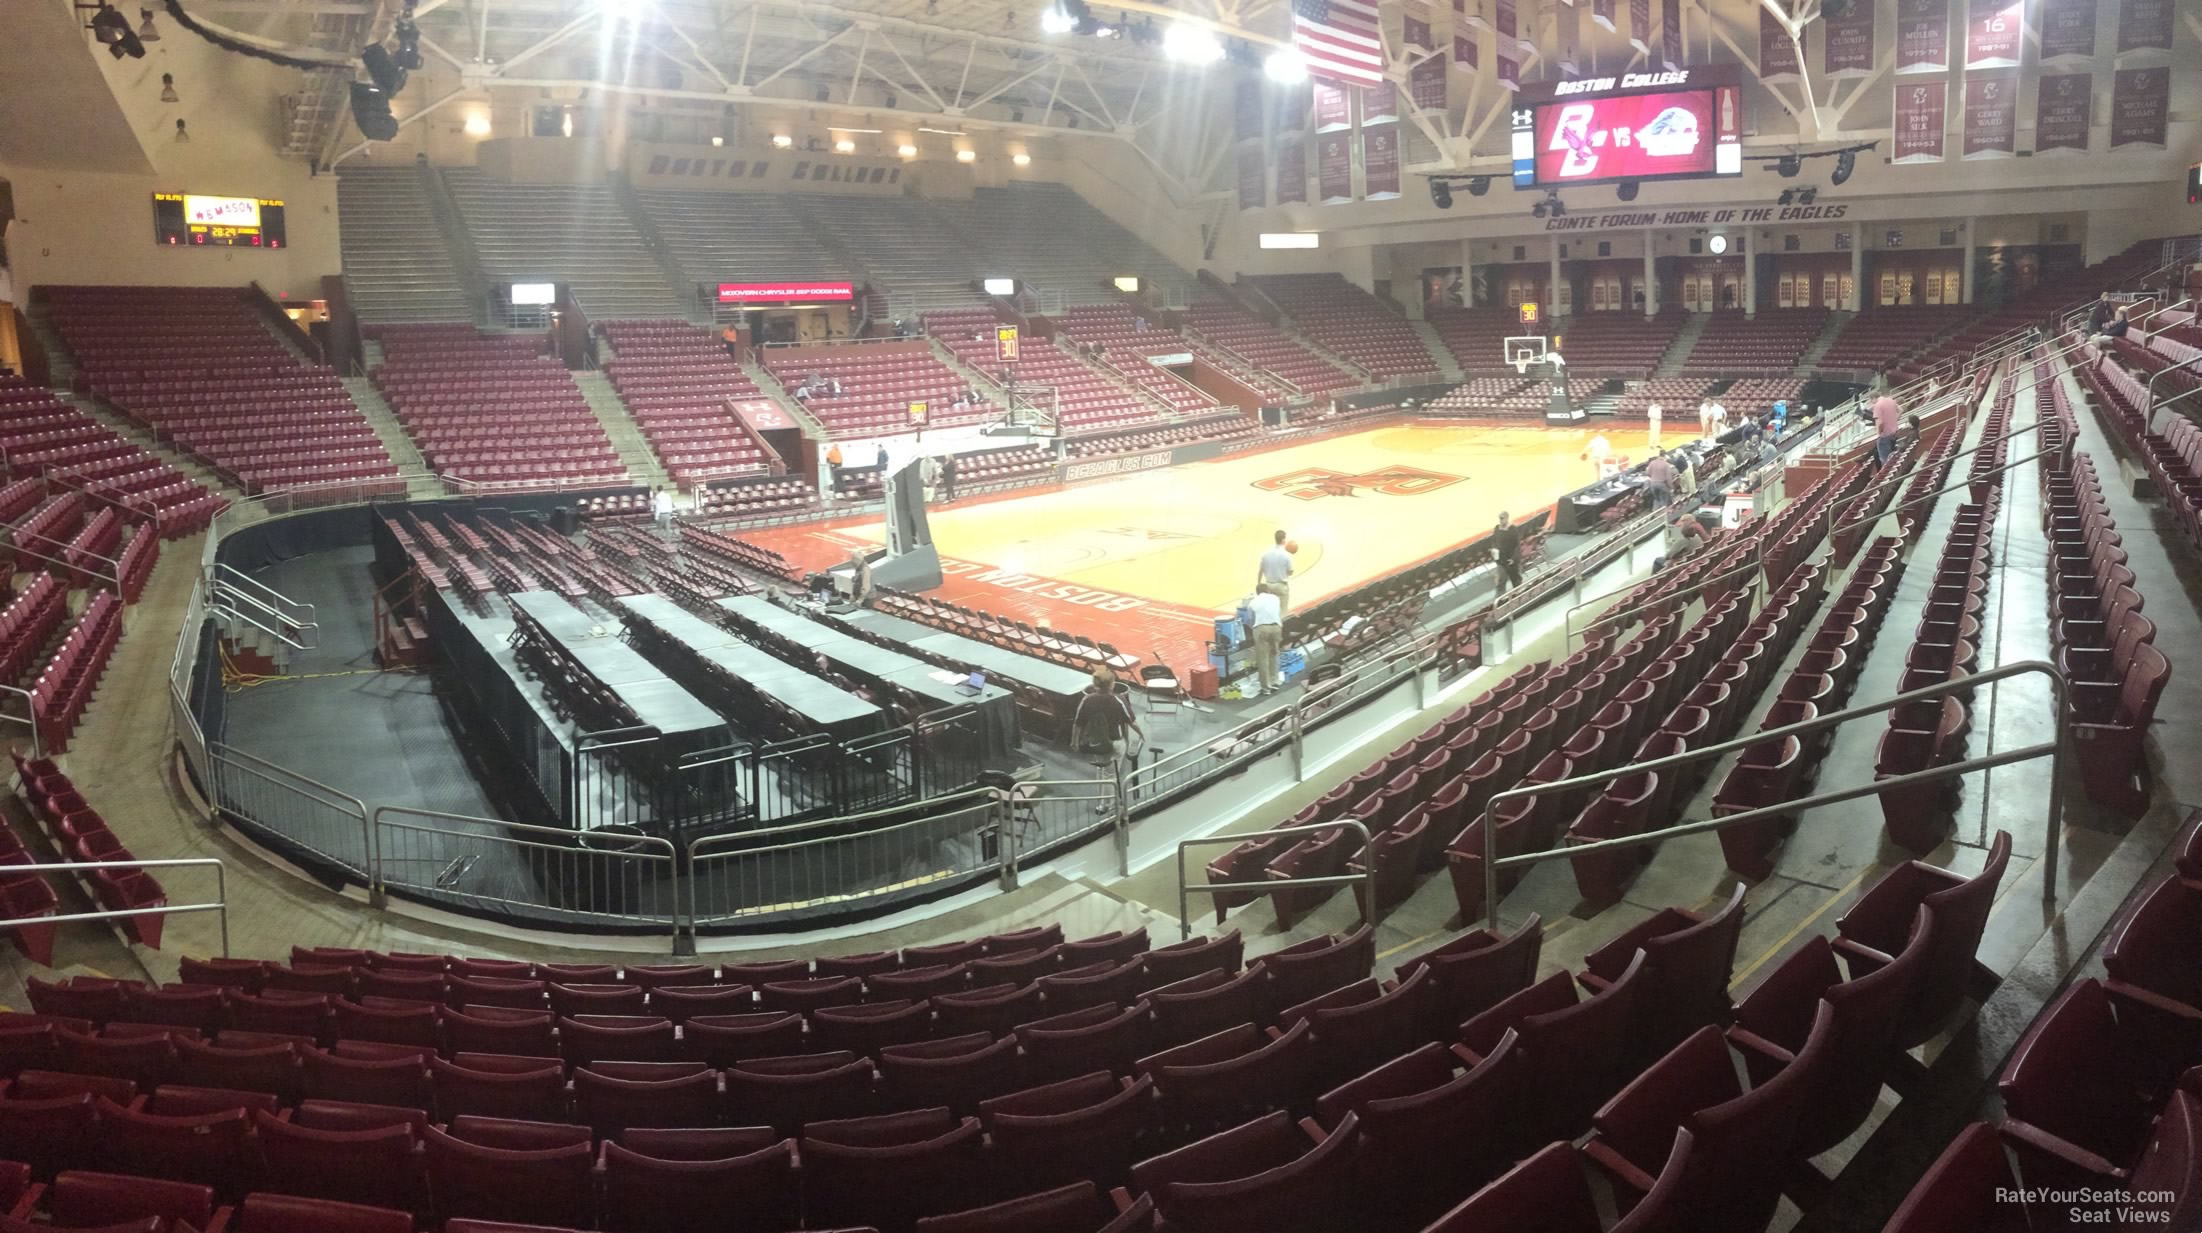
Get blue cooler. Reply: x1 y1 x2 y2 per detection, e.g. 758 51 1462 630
1214 614 1244 649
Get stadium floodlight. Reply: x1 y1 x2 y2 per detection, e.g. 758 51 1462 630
1617 180 1639 201
87 4 127 43
1799 186 1818 205
1777 187 1796 206
1431 180 1453 209
1039 4 1076 33
136 8 159 40
1532 199 1548 219
362 43 408 97
1777 155 1802 177
1467 176 1490 196
1832 149 1856 185
1264 46 1309 84
350 81 399 141
1162 21 1224 65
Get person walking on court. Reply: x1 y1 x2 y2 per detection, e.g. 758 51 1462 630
1257 530 1294 618
1872 389 1903 466
939 452 958 503
1072 667 1142 812
1584 433 1613 481
1698 398 1715 441
1490 511 1524 595
1248 587 1284 697
1646 401 1663 449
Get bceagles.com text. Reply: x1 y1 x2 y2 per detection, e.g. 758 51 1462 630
1996 1188 2179 1224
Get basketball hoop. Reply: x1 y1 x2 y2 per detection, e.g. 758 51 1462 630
1512 356 1532 376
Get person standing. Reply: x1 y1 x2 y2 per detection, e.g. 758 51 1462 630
1257 530 1294 617
1646 401 1663 450
1770 398 1788 439
1490 511 1524 595
1643 452 1677 509
1872 389 1902 466
1248 587 1284 697
1698 398 1715 441
825 442 844 496
920 453 941 502
651 485 675 529
939 452 959 503
1585 432 1613 481
1072 667 1142 812
875 442 890 477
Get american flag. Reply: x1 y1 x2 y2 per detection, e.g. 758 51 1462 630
1293 0 1385 85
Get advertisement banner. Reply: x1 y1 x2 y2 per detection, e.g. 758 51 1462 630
1592 0 1615 31
1314 82 1352 131
1362 79 1400 124
1410 54 1449 111
2038 0 2096 64
1234 79 1264 142
1893 81 1948 163
1276 136 1308 204
1823 0 1876 76
1363 124 1402 199
1660 0 1683 68
1961 74 2017 159
1760 4 1801 82
1895 0 1950 73
1963 0 2023 68
1237 146 1267 210
1454 32 1478 67
2034 72 2092 153
717 281 853 302
2109 65 2168 148
2115 0 2172 55
1404 4 1433 49
1629 0 1651 52
1318 132 1354 202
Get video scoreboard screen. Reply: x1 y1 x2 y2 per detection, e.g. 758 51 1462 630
153 194 288 248
1511 66 1743 190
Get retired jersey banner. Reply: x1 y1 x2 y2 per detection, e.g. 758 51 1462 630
1961 75 2017 158
2039 0 2096 63
1234 79 1265 141
1318 132 1354 202
2115 0 2172 55
1362 79 1400 124
1410 53 1449 110
1454 32 1478 66
1823 0 1876 76
1660 0 1683 68
1236 146 1266 210
1494 0 1518 49
1403 4 1433 48
1314 82 1352 131
1362 124 1402 199
1760 4 1801 82
1893 81 1948 163
1964 0 2023 68
1629 0 1652 52
1495 50 1521 90
2034 72 2092 153
1591 0 1615 30
1896 0 1950 72
2110 66 2168 148
1276 137 1309 203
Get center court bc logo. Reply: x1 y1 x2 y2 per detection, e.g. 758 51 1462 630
1252 466 1465 501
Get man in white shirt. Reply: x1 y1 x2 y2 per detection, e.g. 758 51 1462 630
1584 433 1613 481
651 486 675 529
1646 402 1663 449
1248 588 1284 697
1257 530 1293 617
1698 399 1715 441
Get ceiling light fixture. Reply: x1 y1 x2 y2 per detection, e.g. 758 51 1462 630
898 142 918 156
466 111 492 136
956 148 976 162
136 7 159 40
1162 20 1224 64
1832 149 1855 185
160 72 178 103
174 118 190 143
1264 47 1309 85
1011 152 1031 166
771 133 793 148
834 138 856 153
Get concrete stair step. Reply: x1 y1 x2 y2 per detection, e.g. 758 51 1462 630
572 371 673 489
741 361 829 438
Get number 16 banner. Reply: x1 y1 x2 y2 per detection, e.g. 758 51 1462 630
1965 0 2021 68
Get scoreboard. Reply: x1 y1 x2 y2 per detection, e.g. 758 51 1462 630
1511 66 1744 190
153 194 288 248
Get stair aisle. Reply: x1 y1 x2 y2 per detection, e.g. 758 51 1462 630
1412 318 1465 381
1793 311 1851 375
572 371 673 490
342 377 442 498
1654 313 1709 377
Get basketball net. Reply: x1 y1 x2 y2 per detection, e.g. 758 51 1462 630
1512 356 1532 376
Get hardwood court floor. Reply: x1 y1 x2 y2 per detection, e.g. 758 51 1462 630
752 419 1664 668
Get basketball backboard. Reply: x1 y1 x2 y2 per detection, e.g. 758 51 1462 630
1504 336 1549 375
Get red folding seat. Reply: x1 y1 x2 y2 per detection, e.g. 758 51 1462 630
546 984 646 1018
0 1091 100 1180
177 958 267 993
1278 966 1430 1092
44 1171 220 1233
28 977 126 1025
224 992 330 1041
443 1007 557 1058
915 1180 1149 1233
231 1193 413 1233
1061 929 1150 969
1127 1109 1358 1233
754 975 862 1012
641 985 749 1024
979 1071 1153 1195
1834 831 2011 1049
1423 1130 1690 1233
558 1016 675 1067
1461 952 1647 1142
574 1064 719 1138
449 976 548 1012
91 1096 253 1198
1579 886 1748 1065
261 966 352 997
1880 1122 2035 1233
1135 1019 1312 1138
332 999 441 1050
810 999 932 1059
55 1028 173 1090
431 1055 568 1124
423 1124 594 1228
927 982 1040 1037
354 969 448 1004
800 1107 986 1233
299 1046 432 1110
143 1083 278 1118
598 1137 799 1233
536 964 619 985
1259 927 1373 1020
678 1013 804 1068
1391 916 1542 1040
1321 1032 1529 1228
1017 1001 1151 1085
723 1051 876 1135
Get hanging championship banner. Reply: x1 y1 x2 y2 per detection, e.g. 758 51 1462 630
1362 80 1400 124
1363 124 1402 199
1454 32 1479 67
2034 72 2092 153
1410 54 1449 110
1494 0 1518 50
1403 4 1434 49
1760 4 1801 83
1964 0 2022 69
1824 0 1876 76
1629 0 1652 53
1591 0 1615 31
1314 83 1352 131
2115 0 2172 55
1234 79 1264 141
1895 0 1950 73
1276 136 1308 203
1660 0 1683 68
1961 74 2016 158
2109 65 2168 148
1893 81 1948 163
1236 146 1267 210
1495 50 1521 90
2038 0 2095 64
1318 133 1353 202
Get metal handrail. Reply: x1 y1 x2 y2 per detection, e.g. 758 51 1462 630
1476 659 2068 931
2142 350 2202 431
17 857 232 955
213 563 315 626
0 683 43 760
208 741 373 882
1176 819 1375 940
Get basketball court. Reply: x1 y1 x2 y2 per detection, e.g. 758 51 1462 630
749 418 1665 666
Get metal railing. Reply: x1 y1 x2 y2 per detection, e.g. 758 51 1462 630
0 683 43 760
1475 661 2069 930
685 788 996 929
12 857 234 956
205 742 372 879
373 805 680 934
1176 819 1375 941
2143 350 2202 430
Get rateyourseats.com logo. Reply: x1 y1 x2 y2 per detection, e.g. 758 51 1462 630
1996 1188 2179 1224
